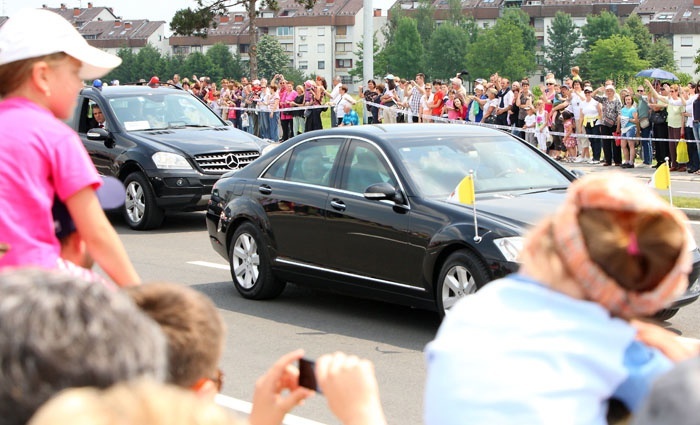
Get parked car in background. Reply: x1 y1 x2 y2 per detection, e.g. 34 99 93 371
68 84 268 229
205 124 700 319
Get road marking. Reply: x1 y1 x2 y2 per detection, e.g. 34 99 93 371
188 260 229 270
689 221 700 225
215 394 327 425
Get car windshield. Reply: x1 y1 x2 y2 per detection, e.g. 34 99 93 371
107 92 224 131
394 135 572 198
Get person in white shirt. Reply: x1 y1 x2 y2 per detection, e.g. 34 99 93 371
334 85 356 126
328 75 342 127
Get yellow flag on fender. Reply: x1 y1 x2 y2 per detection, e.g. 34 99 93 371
448 175 475 205
650 163 671 190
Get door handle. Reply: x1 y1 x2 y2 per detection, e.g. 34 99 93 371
330 199 346 211
258 185 272 195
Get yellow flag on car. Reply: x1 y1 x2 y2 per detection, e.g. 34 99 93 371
449 175 475 205
650 163 670 190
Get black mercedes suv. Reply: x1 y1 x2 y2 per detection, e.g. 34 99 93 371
69 85 268 229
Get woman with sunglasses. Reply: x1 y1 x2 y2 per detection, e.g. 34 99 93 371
646 80 688 171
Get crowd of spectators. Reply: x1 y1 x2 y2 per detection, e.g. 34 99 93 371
159 66 700 174
5 7 700 425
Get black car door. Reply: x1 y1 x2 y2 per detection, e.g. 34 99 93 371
258 137 344 267
76 96 117 177
324 139 419 287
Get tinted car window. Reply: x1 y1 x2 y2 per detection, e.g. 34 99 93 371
395 136 571 197
284 139 342 186
108 93 223 131
341 141 397 193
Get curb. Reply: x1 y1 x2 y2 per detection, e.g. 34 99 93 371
680 208 700 221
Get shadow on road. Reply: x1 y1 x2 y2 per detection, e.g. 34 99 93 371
191 280 441 352
109 211 207 234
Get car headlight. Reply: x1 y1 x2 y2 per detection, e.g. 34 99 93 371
152 152 192 169
493 237 524 263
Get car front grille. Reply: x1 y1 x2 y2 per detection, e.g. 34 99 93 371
194 151 260 173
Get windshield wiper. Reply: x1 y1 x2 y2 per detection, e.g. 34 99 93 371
519 186 569 195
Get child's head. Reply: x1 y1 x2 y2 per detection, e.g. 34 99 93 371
0 9 120 116
519 173 691 319
561 110 573 121
526 106 535 115
535 99 544 110
125 283 225 396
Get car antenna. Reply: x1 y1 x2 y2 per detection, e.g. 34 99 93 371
470 170 482 243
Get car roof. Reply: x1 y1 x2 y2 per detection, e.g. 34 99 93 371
309 123 507 144
82 85 185 98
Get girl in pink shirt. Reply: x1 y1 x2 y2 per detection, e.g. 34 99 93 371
0 9 140 286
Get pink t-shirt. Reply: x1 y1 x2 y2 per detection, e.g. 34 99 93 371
0 97 101 269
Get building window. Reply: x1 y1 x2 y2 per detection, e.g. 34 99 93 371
681 36 693 47
240 44 250 53
318 27 325 36
318 61 325 69
299 60 308 70
288 59 294 68
298 27 308 36
336 59 352 68
276 26 293 36
341 75 353 85
282 43 294 52
681 56 694 68
317 44 325 53
299 44 308 52
336 26 347 36
174 46 190 55
335 42 353 52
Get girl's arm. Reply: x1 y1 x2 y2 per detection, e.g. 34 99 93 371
66 187 140 286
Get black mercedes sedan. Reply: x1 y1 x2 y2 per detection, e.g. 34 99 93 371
206 124 700 318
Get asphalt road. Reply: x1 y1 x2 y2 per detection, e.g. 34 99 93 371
112 211 700 425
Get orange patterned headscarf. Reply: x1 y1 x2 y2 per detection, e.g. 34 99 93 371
520 172 691 319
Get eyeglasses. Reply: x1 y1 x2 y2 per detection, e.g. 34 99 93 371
637 90 644 92
546 83 553 85
670 89 677 92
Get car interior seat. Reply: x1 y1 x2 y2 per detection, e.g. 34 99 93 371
346 151 387 193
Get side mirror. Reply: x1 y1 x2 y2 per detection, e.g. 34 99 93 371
364 182 404 204
87 127 114 148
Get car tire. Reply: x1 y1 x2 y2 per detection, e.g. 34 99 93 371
123 172 165 230
653 308 679 322
229 222 286 300
436 250 490 318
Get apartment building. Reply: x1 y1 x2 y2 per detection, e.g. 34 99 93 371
169 0 387 87
635 0 700 78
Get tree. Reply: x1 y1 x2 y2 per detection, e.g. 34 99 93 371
134 45 165 81
255 34 289 80
415 0 436 49
543 11 580 81
447 0 464 26
621 13 652 62
588 35 648 83
647 41 676 71
206 43 236 80
170 0 317 79
380 17 424 79
349 33 383 80
581 10 621 50
500 7 536 53
465 17 536 81
104 47 137 83
181 51 220 80
427 23 469 80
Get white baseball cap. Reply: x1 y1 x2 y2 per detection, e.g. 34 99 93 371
0 8 121 79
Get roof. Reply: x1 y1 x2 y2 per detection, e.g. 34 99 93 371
40 4 118 26
633 0 700 34
263 0 364 18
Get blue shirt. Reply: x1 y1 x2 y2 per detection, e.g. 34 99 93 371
424 275 672 425
341 110 359 126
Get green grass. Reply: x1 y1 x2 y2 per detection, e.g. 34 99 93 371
320 96 367 128
661 196 700 209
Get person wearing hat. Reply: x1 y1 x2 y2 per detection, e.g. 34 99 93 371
425 172 696 425
0 9 140 286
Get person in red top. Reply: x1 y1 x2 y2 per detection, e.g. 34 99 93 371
430 80 444 119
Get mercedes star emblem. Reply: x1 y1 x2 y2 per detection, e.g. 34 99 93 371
225 153 239 169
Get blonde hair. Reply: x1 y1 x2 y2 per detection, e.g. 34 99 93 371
0 52 67 97
28 380 242 425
